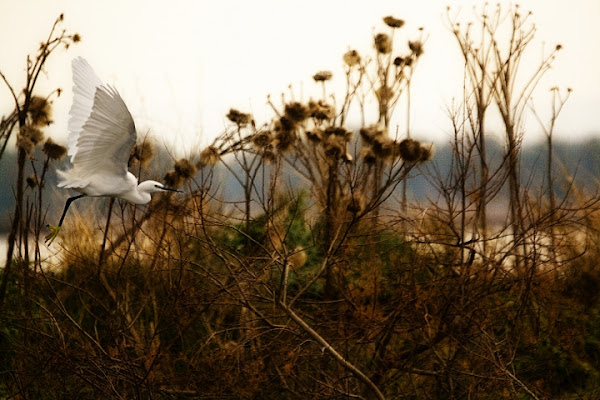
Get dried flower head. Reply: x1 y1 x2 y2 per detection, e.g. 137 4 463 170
199 145 220 167
278 115 297 132
398 138 422 162
419 143 435 162
130 140 154 168
313 70 333 82
555 44 563 51
275 129 296 152
374 33 392 54
308 100 335 120
324 126 352 141
361 147 377 165
42 137 67 160
376 85 393 102
164 170 184 188
284 102 309 123
306 129 323 143
28 96 53 126
226 108 252 126
261 144 277 163
372 136 394 160
72 33 81 43
251 130 272 148
174 158 197 179
324 135 346 159
16 134 35 155
409 41 424 57
359 124 384 145
383 16 405 28
26 174 38 189
343 49 361 67
20 125 44 144
393 56 405 66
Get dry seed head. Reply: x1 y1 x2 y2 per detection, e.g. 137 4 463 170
324 135 345 159
275 130 295 153
42 137 67 160
199 145 220 167
399 138 422 162
313 70 333 82
284 102 309 123
226 108 252 126
20 125 44 144
324 126 352 141
261 144 277 163
343 49 361 67
409 40 424 57
251 130 272 148
72 33 81 43
374 33 392 54
383 16 405 28
393 56 405 66
376 85 393 102
278 115 297 132
308 100 335 120
419 143 435 162
306 129 323 143
164 170 184 188
359 124 384 145
372 136 394 160
361 147 377 165
17 132 35 155
28 96 53 126
174 158 197 179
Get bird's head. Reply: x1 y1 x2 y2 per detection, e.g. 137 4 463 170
138 180 182 195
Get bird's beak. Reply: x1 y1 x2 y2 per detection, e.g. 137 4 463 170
160 186 183 193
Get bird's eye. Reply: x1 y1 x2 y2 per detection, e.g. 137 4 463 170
155 184 161 189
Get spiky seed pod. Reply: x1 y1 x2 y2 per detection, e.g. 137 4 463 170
199 145 220 167
347 192 366 214
28 96 53 126
313 70 332 82
399 138 422 162
324 135 345 159
226 108 252 126
284 102 309 123
174 158 197 179
26 175 38 189
20 125 44 144
393 56 404 66
275 130 295 153
164 170 184 188
308 100 335 120
409 41 424 57
361 147 377 165
419 144 435 162
306 129 323 143
72 33 81 43
251 130 272 148
278 115 297 132
383 16 405 28
343 49 361 67
324 126 352 141
372 136 394 160
16 133 35 155
374 33 392 54
359 124 384 145
42 137 67 160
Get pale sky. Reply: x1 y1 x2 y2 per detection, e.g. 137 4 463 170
1 0 599 155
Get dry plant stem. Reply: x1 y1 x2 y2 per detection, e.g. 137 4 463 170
276 297 385 400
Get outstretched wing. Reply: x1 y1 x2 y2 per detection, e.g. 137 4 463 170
68 57 136 178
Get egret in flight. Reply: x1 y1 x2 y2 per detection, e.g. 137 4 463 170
45 57 180 245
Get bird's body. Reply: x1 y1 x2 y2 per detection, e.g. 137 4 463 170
45 57 179 245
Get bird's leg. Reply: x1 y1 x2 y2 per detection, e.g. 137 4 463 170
45 194 86 245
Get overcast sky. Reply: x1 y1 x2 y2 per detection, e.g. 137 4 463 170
1 0 599 155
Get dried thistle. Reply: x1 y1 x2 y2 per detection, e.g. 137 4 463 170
42 137 67 160
131 140 154 168
376 85 393 102
16 133 35 154
383 16 405 29
372 136 394 160
343 49 361 67
398 138 422 162
419 143 435 162
308 100 335 120
374 33 392 54
323 135 345 159
284 102 309 123
312 71 332 82
359 124 384 145
306 129 323 143
28 96 53 126
226 108 252 126
324 126 352 141
20 125 44 144
409 40 424 57
361 147 377 165
393 56 404 66
251 130 272 148
275 129 295 153
199 145 220 167
164 170 184 188
174 158 197 179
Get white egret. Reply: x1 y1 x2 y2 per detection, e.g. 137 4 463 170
45 57 180 245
